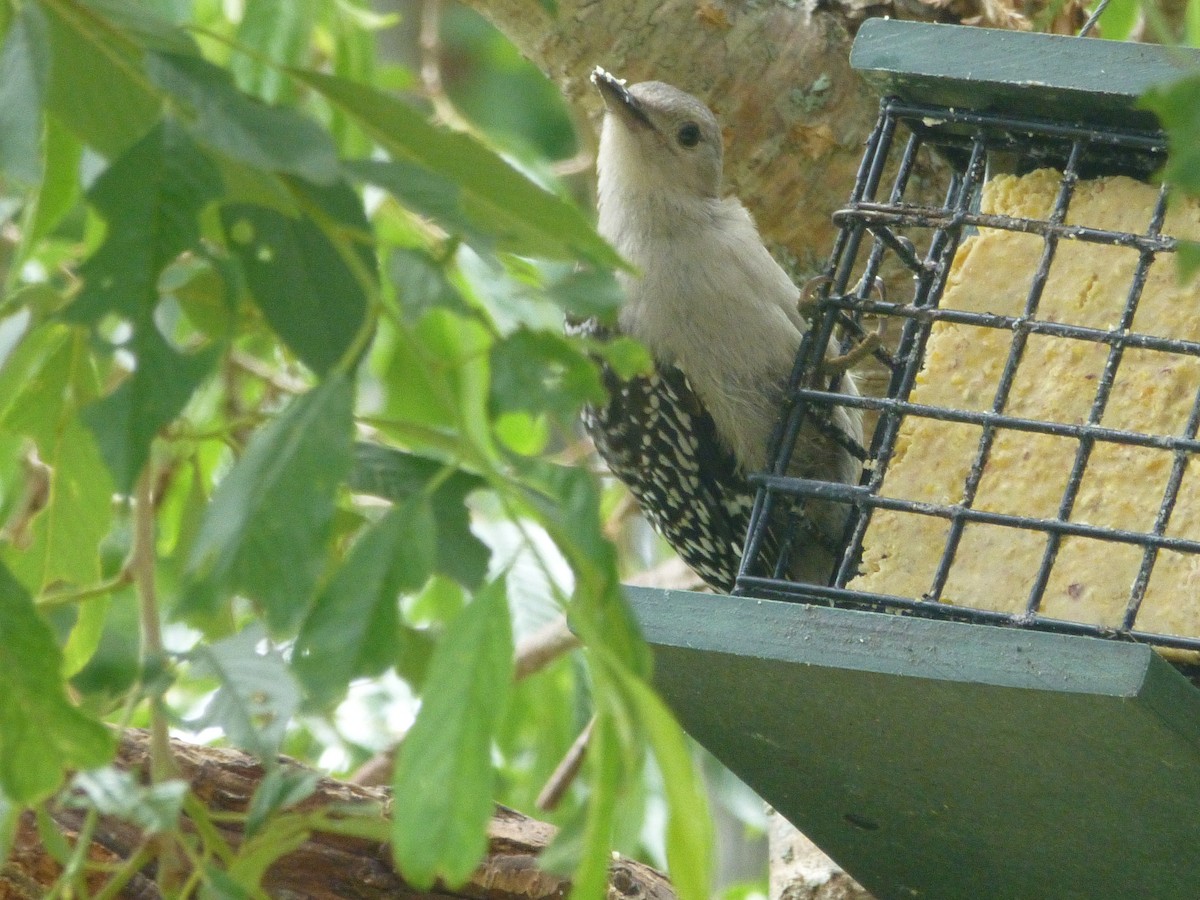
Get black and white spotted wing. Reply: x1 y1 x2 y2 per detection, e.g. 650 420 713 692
580 348 760 592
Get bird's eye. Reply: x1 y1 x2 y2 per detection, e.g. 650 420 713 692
677 122 702 148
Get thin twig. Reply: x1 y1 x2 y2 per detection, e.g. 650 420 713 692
603 490 640 541
514 617 581 681
350 748 399 787
130 467 185 891
536 716 595 811
420 0 472 131
228 349 311 396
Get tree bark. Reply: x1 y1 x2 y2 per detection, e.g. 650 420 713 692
767 808 874 900
1 731 676 900
465 0 879 273
455 0 1081 268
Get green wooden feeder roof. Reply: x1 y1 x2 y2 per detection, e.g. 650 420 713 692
629 588 1200 899
850 18 1200 130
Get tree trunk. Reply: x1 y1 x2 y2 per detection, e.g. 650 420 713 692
1 731 675 900
462 0 880 273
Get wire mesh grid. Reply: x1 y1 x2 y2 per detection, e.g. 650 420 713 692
736 96 1200 653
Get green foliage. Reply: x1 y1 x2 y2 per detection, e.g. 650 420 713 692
183 375 355 633
0 1 713 896
0 562 114 802
1140 53 1200 282
392 577 514 887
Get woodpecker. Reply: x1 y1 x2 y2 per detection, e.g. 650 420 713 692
579 68 863 592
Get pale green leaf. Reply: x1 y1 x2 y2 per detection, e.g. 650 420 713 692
70 767 187 834
0 330 114 591
229 0 316 103
42 1 161 156
0 3 50 186
555 712 622 900
615 669 713 900
60 596 110 678
187 625 300 758
1142 74 1200 196
245 767 320 838
1180 240 1200 281
383 309 494 456
25 115 82 246
392 578 514 887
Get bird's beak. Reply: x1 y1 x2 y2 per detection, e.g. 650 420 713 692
591 66 653 130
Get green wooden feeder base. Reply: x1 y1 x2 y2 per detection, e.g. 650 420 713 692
626 587 1200 899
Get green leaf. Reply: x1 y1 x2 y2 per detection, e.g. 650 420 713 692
41 0 162 156
26 115 82 246
244 767 320 839
1180 240 1200 281
346 159 495 255
556 711 622 899
293 500 436 707
81 0 198 54
520 462 649 677
594 336 653 381
147 51 339 184
68 119 222 491
0 561 114 802
84 331 217 494
70 768 187 834
392 578 514 888
187 625 300 758
229 0 316 103
61 595 110 678
349 443 490 589
160 253 237 340
490 328 605 419
613 668 713 900
72 118 222 324
0 2 50 186
202 864 256 899
291 70 623 268
383 309 494 455
0 329 114 591
183 375 354 633
388 247 473 321
221 182 371 376
545 269 626 322
1142 74 1200 196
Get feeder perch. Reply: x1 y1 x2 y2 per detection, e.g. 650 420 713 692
627 20 1200 899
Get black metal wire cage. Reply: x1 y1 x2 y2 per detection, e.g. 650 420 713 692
736 22 1200 653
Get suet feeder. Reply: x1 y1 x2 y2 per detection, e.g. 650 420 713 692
627 19 1200 899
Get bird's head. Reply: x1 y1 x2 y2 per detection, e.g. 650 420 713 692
592 67 724 201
